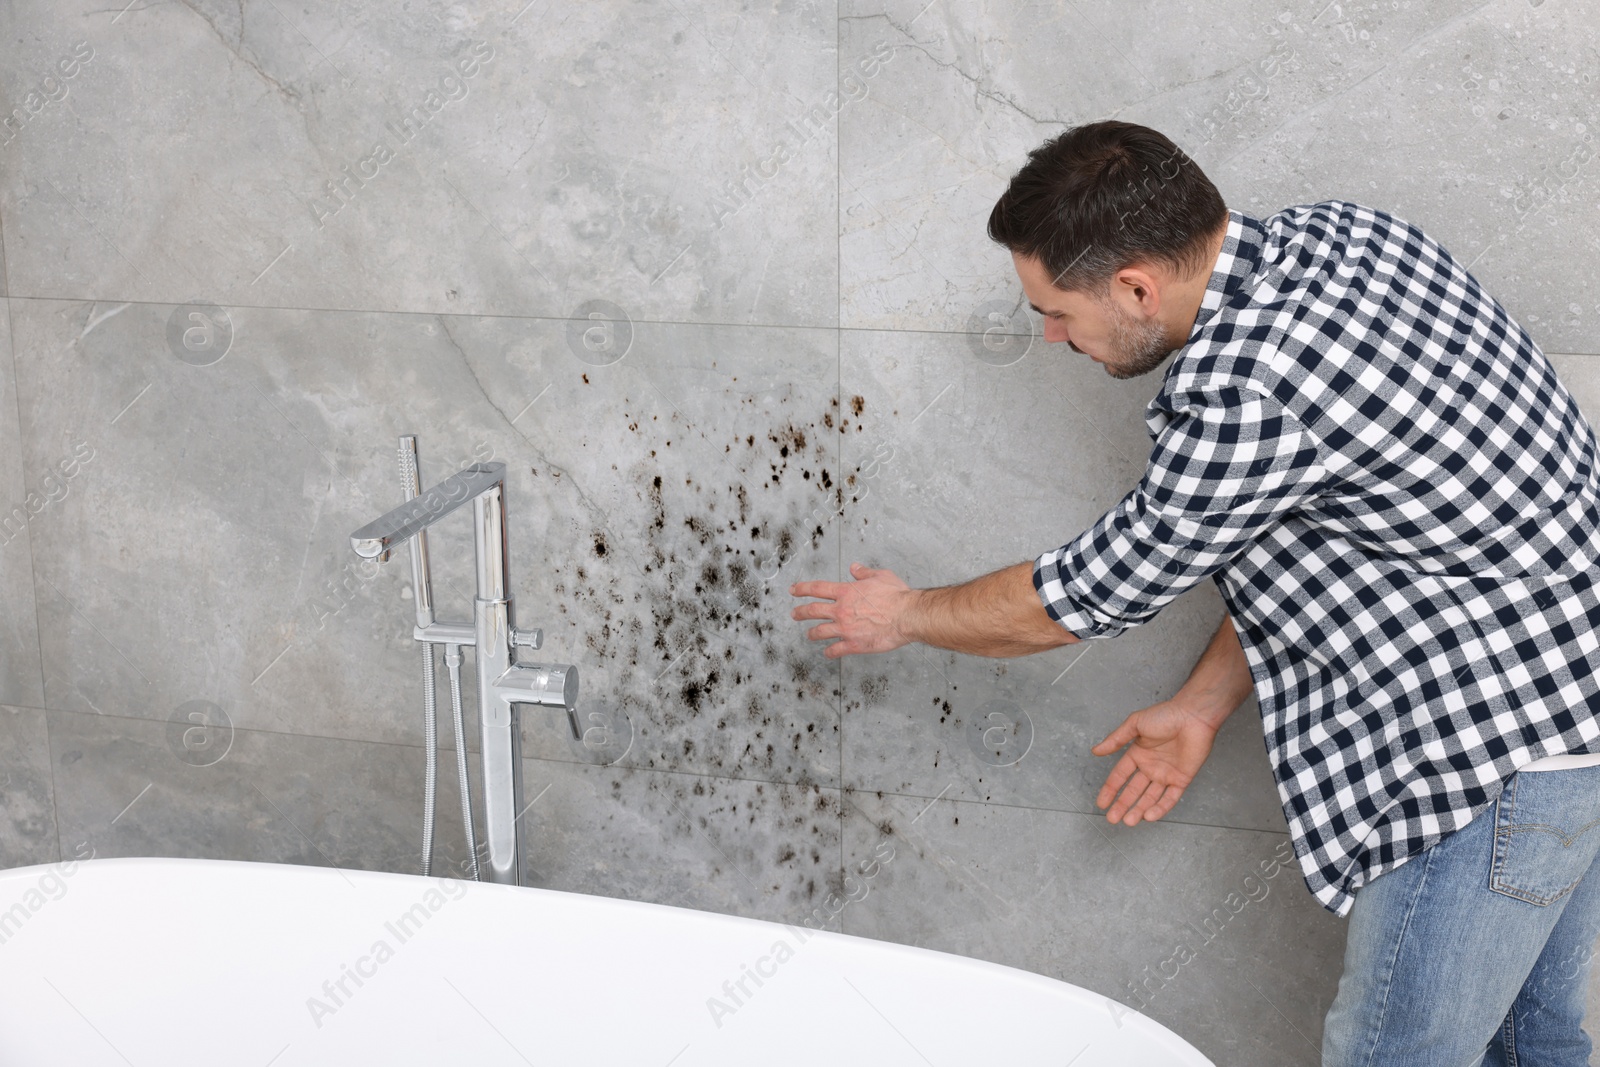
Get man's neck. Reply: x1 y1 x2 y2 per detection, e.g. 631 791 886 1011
1163 218 1230 349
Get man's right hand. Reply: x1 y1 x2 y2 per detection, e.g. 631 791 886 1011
1091 699 1224 826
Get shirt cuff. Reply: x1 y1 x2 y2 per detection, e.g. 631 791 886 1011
1033 549 1124 640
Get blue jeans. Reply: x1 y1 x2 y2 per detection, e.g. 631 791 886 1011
1322 765 1600 1066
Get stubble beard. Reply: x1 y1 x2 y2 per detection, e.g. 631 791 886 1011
1097 295 1175 380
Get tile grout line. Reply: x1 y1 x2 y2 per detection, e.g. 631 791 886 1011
835 1 847 936
21 702 1292 837
0 294 1587 361
0 203 61 864
1 187 9 296
1 292 1597 359
1 287 48 714
858 782 1293 837
42 706 64 865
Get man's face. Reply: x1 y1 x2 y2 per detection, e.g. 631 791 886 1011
1011 252 1174 380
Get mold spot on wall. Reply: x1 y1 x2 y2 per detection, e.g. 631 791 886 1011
860 674 890 707
643 776 839 912
543 391 846 783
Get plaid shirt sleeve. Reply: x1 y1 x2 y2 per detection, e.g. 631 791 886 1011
1034 384 1328 638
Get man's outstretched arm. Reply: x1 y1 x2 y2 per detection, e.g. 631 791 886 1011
789 560 1080 659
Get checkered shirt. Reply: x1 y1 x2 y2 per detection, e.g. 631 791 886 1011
1034 201 1600 915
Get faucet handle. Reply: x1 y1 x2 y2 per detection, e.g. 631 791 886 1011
511 628 543 651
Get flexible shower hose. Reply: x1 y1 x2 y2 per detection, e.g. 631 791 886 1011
420 644 438 877
445 643 481 882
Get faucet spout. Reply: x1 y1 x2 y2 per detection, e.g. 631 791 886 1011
350 462 508 560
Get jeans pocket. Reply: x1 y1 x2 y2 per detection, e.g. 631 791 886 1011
1490 766 1600 906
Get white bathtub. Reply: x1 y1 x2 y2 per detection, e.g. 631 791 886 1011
0 856 1212 1065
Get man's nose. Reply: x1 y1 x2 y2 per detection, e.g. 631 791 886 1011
1042 318 1069 344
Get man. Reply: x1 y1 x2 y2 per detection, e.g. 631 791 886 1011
789 120 1600 1064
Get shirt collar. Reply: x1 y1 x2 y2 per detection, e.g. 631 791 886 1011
1189 208 1267 336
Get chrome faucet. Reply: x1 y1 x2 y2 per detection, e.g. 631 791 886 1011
351 439 578 886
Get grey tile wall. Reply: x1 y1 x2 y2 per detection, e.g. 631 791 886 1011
0 706 53 867
2 2 1597 1065
0 297 45 708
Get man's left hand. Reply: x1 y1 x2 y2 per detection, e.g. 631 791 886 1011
1091 699 1223 825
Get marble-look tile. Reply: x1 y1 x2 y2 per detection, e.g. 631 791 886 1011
12 298 844 785
829 326 1289 831
835 324 1152 583
0 706 55 869
423 314 846 786
839 790 1344 1067
42 704 845 928
838 0 1463 332
1210 0 1599 354
1550 354 1600 428
1116 1 1504 174
1448 0 1600 355
0 297 44 707
519 756 843 929
46 706 468 875
839 1 1597 355
838 3 1142 332
0 0 840 327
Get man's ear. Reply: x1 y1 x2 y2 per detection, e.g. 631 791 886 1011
1111 265 1164 315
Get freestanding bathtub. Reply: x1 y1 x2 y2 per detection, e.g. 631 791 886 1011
0 856 1213 1065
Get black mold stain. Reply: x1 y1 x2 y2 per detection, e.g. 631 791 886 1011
860 674 890 707
546 391 849 785
637 777 841 911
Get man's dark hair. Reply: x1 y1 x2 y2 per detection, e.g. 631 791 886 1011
987 121 1227 296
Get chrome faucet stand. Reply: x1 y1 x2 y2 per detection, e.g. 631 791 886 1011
351 437 578 886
